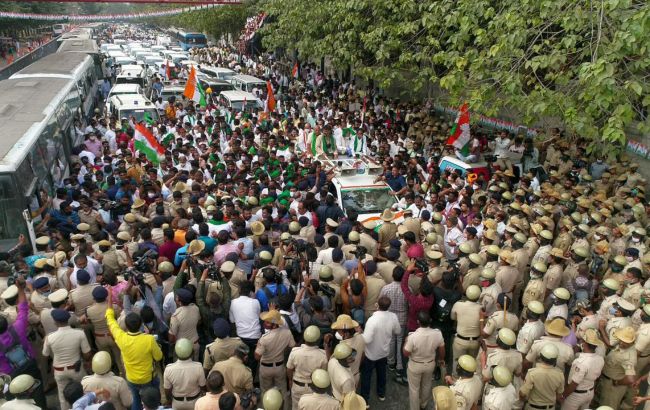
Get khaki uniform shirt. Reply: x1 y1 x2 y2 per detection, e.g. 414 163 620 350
520 363 564 405
635 323 650 356
526 337 575 371
364 275 387 317
522 278 545 306
450 376 483 410
359 233 378 257
532 244 551 266
82 372 132 410
0 399 41 409
342 333 365 376
622 282 643 308
169 304 200 342
404 327 444 363
70 283 99 317
43 326 91 366
286 344 328 383
482 348 522 379
479 283 502 316
606 316 633 346
327 358 355 401
567 352 604 391
255 327 295 363
86 301 112 335
163 359 206 398
597 294 622 321
377 261 397 284
495 265 518 294
483 311 519 346
211 356 253 395
526 238 541 261
516 320 545 355
544 264 563 291
30 291 51 314
451 301 481 338
462 267 482 291
298 393 340 410
331 263 348 286
377 222 397 250
482 384 518 410
602 345 637 380
203 337 245 370
403 217 422 242
428 266 445 284
512 248 530 277
553 232 573 253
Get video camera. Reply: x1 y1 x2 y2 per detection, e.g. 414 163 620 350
351 245 367 261
124 249 158 284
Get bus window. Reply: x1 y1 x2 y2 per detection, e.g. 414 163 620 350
0 174 25 241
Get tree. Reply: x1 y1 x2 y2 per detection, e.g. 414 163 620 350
261 0 650 153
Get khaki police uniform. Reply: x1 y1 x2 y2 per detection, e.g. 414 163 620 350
30 291 51 314
635 322 650 374
43 326 91 410
169 304 201 360
342 334 365 386
560 352 604 410
597 345 637 409
450 375 483 410
451 300 481 369
287 344 327 410
605 316 633 347
482 384 518 410
404 327 444 410
543 263 563 292
359 232 378 257
482 311 519 348
526 337 575 372
597 294 622 321
211 356 253 396
70 283 99 317
462 267 482 291
479 283 502 316
163 358 206 410
327 357 355 401
86 301 124 376
377 260 398 284
378 222 397 250
622 282 643 308
364 275 386 318
481 347 522 381
298 392 340 410
255 327 295 407
516 320 545 355
203 336 245 372
495 265 518 299
520 362 564 410
403 217 422 242
82 372 132 410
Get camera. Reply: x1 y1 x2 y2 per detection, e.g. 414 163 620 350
240 388 261 410
351 245 367 261
99 198 119 209
134 249 158 273
414 258 429 273
123 267 145 285
320 283 336 298
203 261 222 281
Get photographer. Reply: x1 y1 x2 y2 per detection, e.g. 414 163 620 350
255 266 289 312
196 258 232 340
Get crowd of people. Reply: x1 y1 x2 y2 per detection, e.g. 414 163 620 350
0 23 649 410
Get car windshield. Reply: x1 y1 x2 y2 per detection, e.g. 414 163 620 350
341 188 397 214
120 109 159 123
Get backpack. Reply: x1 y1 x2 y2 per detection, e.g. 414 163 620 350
263 285 282 309
0 327 31 371
282 313 302 342
348 293 365 326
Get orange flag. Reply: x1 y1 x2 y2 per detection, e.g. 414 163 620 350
266 80 276 112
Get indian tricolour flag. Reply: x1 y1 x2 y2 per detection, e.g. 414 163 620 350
134 123 165 165
446 102 471 156
183 65 207 107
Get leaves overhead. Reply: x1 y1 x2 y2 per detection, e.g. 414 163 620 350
260 0 650 148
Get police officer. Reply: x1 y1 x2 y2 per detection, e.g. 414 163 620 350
560 329 604 410
210 344 253 396
169 287 200 360
596 326 637 409
478 268 501 316
522 262 547 308
287 325 327 410
547 287 571 320
525 317 575 372
516 301 546 355
42 308 92 410
481 328 522 382
480 293 519 352
203 317 245 374
263 388 284 410
0 374 40 410
255 309 295 408
327 343 356 402
446 355 483 410
298 369 340 410
462 254 484 291
482 366 518 410
86 286 124 376
163 338 206 409
82 351 132 410
636 304 650 375
403 311 445 410
451 285 481 371
520 344 565 410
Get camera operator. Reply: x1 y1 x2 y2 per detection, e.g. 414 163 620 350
196 257 232 340
255 266 289 312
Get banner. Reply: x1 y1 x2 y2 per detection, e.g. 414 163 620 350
433 104 538 137
0 5 214 21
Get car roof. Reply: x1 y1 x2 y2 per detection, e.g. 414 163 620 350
219 90 258 101
332 174 392 190
232 74 265 83
110 83 140 92
439 155 488 169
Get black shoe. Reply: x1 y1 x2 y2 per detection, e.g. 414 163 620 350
388 364 396 372
433 367 441 380
378 396 386 402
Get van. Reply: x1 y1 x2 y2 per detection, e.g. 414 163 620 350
325 156 402 225
109 94 159 123
199 78 234 95
115 64 147 88
200 66 236 81
218 90 263 111
105 83 143 112
230 74 266 93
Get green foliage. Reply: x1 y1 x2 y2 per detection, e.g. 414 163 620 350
261 0 650 151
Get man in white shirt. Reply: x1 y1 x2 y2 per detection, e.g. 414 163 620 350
444 216 465 262
360 296 401 403
228 281 262 376
70 253 101 288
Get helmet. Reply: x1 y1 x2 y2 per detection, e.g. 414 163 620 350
553 287 570 301
486 245 500 255
280 232 291 241
458 355 477 372
175 338 194 360
540 343 559 360
492 366 512 387
259 250 273 261
602 278 620 291
480 267 496 280
333 343 352 360
262 388 283 410
91 351 112 375
289 221 301 233
532 261 547 273
465 285 481 301
527 301 545 315
468 253 484 265
498 328 516 346
459 243 472 254
303 325 321 343
9 374 36 395
311 369 330 389
319 266 333 280
158 261 174 273
348 231 360 242
425 233 437 244
573 246 589 258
